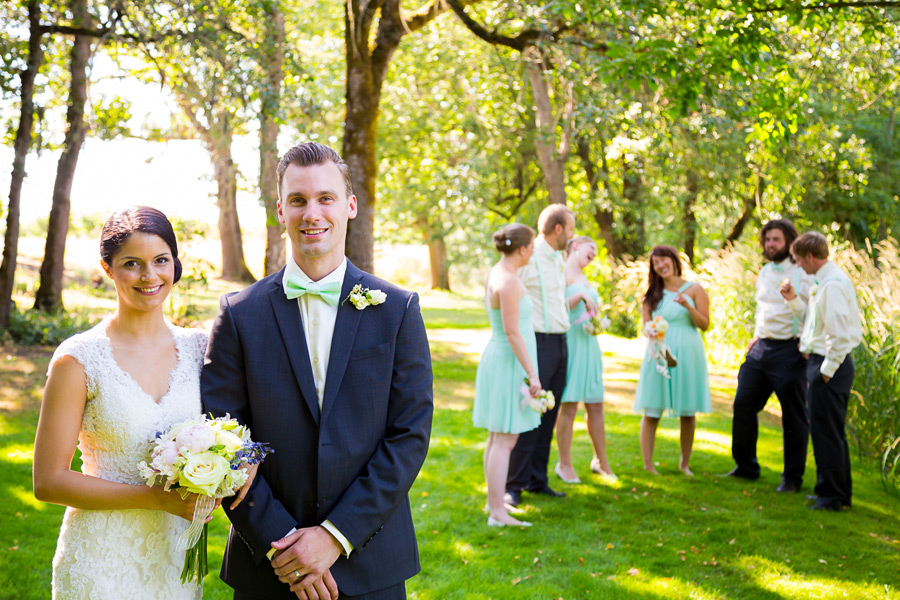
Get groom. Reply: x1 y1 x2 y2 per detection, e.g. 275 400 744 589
202 142 433 599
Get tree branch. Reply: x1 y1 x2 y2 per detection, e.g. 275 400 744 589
446 0 566 51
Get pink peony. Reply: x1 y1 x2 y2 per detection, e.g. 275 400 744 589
154 440 180 469
175 423 216 454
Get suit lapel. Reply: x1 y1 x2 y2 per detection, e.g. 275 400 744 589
268 274 321 424
320 262 365 423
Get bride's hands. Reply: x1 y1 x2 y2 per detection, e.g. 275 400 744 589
229 463 259 510
156 488 220 522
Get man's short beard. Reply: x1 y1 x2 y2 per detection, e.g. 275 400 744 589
765 247 791 263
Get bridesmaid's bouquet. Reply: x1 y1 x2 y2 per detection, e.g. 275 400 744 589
643 317 677 378
581 311 612 336
520 377 556 413
138 414 272 586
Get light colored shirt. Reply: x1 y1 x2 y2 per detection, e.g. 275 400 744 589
754 258 813 340
519 237 569 334
275 257 353 558
796 261 863 378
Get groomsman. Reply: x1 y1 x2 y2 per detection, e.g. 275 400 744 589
725 219 812 492
783 232 862 511
505 204 585 507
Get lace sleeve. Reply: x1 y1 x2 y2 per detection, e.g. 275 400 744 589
48 333 100 397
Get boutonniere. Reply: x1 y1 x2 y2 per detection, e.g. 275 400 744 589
810 284 819 298
343 284 387 310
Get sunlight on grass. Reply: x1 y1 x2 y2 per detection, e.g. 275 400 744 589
739 554 895 599
693 429 733 457
2 446 34 463
614 573 725 599
10 485 44 511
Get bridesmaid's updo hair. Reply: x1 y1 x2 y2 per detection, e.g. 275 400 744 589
100 206 183 283
493 223 535 255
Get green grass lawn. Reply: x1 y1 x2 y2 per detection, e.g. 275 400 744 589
1 292 899 599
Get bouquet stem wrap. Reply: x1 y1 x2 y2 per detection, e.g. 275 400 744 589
177 492 216 552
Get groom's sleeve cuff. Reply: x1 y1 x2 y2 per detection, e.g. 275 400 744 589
322 520 354 557
265 527 296 561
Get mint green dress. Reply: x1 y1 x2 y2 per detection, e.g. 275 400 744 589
472 295 542 434
634 281 712 417
562 283 604 404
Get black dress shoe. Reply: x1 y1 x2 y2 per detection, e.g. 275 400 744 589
504 490 522 507
776 481 801 493
719 467 759 481
810 500 842 512
530 486 566 498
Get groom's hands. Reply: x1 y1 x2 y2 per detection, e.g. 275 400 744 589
271 526 343 599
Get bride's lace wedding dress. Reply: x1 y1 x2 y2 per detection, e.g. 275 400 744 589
49 318 206 600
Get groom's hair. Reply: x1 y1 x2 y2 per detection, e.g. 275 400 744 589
791 232 829 260
277 142 353 200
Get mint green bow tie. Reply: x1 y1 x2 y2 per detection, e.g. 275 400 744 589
771 262 784 273
284 276 341 307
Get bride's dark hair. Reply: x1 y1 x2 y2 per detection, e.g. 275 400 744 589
100 206 183 283
643 245 682 313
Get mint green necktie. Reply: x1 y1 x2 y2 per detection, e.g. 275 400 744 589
284 276 341 307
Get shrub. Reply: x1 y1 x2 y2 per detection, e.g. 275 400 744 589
6 305 97 346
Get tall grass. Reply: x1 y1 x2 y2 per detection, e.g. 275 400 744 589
594 239 900 493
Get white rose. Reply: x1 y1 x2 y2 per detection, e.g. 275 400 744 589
180 451 231 496
350 293 367 310
214 429 245 455
366 289 386 305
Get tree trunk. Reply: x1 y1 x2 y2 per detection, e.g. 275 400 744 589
260 2 285 276
417 216 450 290
682 168 699 265
620 158 646 256
211 126 255 283
428 234 450 290
723 176 765 248
0 0 43 329
342 54 379 274
341 0 450 273
525 47 569 205
576 137 626 259
34 0 91 313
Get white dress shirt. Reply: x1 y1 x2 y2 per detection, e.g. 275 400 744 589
281 257 346 409
754 258 813 340
519 237 570 334
274 257 353 557
795 261 863 378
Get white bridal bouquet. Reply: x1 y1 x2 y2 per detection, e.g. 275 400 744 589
581 311 612 336
138 414 272 585
644 316 677 378
520 377 556 414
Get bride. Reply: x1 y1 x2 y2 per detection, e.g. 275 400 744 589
33 206 251 599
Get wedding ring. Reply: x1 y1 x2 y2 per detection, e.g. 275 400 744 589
293 570 301 580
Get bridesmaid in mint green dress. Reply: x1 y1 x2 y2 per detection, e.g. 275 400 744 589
472 223 542 527
634 246 712 476
554 237 616 485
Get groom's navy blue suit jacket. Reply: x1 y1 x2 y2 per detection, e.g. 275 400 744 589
201 261 433 597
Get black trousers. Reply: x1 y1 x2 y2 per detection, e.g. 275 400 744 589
506 332 567 493
808 353 854 506
234 581 406 600
731 338 809 484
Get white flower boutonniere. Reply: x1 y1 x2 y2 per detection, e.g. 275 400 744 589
345 284 387 310
810 283 819 298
